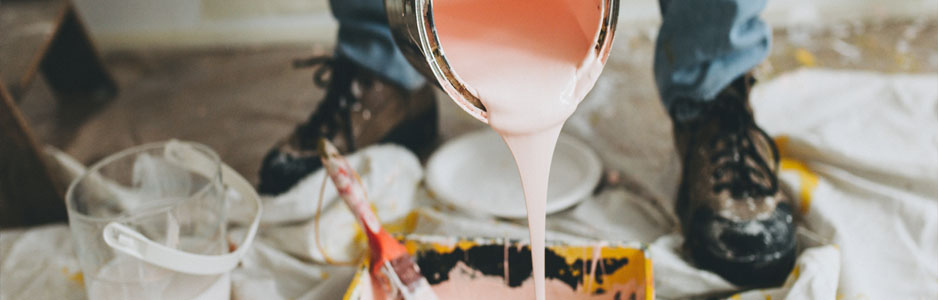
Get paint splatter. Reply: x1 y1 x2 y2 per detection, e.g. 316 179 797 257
794 48 818 67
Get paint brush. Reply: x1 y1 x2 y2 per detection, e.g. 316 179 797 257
318 139 438 300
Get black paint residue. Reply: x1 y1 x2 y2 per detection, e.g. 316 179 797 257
416 245 630 292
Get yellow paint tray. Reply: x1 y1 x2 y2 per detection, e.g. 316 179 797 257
343 235 653 300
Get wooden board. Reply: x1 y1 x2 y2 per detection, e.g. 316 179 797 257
0 79 68 228
0 0 69 99
1 0 116 102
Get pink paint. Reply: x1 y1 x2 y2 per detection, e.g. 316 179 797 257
587 243 604 292
433 0 605 299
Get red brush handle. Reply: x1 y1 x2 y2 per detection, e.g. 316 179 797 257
318 140 408 269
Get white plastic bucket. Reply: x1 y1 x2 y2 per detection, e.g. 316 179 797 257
66 140 261 300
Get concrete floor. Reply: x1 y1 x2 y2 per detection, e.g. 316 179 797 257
17 18 937 192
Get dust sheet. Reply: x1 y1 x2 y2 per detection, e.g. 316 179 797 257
2 69 935 299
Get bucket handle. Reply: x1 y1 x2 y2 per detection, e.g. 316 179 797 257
102 141 262 275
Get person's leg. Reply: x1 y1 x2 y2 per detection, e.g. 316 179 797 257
655 0 796 288
654 0 770 120
329 0 426 91
258 0 437 195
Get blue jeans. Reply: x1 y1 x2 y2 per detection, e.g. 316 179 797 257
329 0 426 91
330 0 770 120
655 0 770 120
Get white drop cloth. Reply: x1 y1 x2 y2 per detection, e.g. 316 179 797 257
2 69 936 299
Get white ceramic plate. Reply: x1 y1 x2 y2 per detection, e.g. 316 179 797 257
425 129 602 219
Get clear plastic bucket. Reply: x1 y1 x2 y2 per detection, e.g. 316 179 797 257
66 140 260 300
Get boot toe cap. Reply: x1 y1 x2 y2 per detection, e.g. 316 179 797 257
686 202 797 287
258 149 322 195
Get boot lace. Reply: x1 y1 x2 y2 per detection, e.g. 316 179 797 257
706 99 780 199
293 56 361 151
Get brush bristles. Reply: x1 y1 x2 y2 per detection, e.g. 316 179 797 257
390 255 423 289
381 254 437 299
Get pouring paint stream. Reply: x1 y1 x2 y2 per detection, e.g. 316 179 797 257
433 0 606 298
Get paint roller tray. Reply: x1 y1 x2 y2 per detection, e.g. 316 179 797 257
343 235 653 300
426 129 602 218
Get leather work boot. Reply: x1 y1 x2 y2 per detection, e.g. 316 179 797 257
671 74 796 287
258 56 438 195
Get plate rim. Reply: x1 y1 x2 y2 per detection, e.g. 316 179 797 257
425 129 602 219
